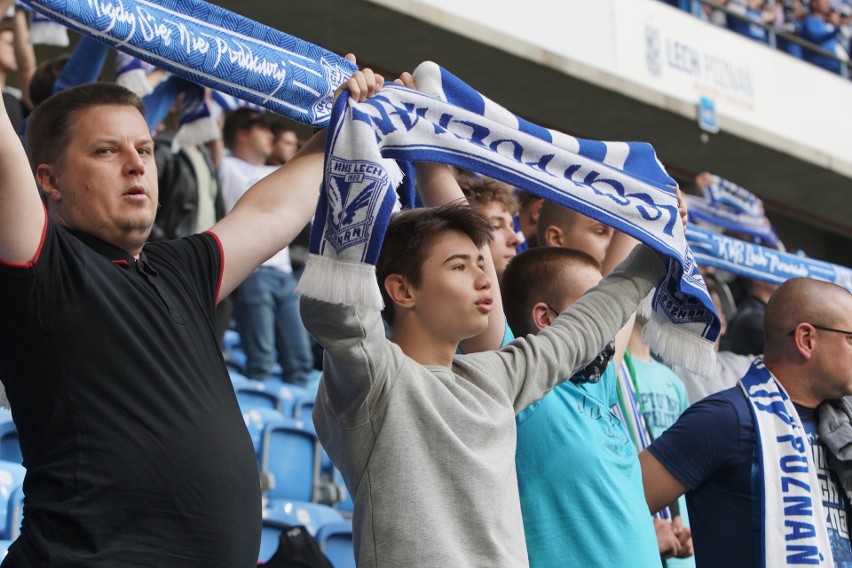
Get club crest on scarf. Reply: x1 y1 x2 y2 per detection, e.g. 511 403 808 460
323 158 387 254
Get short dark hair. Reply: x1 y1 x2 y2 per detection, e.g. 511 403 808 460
28 54 70 109
222 108 269 149
458 176 519 215
26 82 145 174
501 246 601 336
270 123 297 142
376 201 493 325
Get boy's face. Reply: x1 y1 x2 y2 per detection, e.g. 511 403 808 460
410 229 494 343
557 213 613 265
476 201 519 279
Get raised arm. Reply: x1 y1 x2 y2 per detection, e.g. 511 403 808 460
400 73 505 352
0 71 45 266
209 60 382 299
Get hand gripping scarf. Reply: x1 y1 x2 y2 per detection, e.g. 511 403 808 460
295 61 720 375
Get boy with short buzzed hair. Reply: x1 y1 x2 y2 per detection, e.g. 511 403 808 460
301 194 669 567
502 246 668 567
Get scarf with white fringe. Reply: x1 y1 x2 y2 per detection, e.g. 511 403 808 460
295 61 719 375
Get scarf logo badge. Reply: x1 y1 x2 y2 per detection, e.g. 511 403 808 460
313 58 349 123
323 158 386 253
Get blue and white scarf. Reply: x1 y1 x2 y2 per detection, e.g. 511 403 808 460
688 224 852 293
689 174 780 247
739 358 833 567
295 61 719 375
20 0 356 127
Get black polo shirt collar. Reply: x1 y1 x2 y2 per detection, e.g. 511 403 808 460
64 227 158 276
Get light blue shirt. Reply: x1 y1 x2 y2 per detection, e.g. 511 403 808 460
516 364 661 568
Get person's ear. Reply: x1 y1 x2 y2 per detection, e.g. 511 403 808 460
384 274 416 310
35 164 61 203
531 302 554 331
543 225 563 248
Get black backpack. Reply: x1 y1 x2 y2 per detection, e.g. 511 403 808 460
261 524 334 568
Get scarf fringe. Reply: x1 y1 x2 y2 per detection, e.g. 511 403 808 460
295 254 384 310
643 311 717 377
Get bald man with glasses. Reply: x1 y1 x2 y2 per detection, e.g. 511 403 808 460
640 277 852 567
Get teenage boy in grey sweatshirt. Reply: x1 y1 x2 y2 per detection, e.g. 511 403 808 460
301 193 670 567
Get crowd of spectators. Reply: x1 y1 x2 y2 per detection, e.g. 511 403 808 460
1 2 851 567
664 0 852 75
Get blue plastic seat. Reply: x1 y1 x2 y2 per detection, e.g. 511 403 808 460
5 486 23 540
264 500 344 535
0 423 21 466
258 501 344 564
262 379 311 417
235 383 282 413
0 460 25 540
316 520 355 568
242 407 288 459
260 418 320 503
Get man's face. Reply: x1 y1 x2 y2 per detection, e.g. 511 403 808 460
272 130 299 164
810 297 852 401
559 213 614 265
238 122 273 163
47 105 158 253
476 201 520 278
409 229 494 343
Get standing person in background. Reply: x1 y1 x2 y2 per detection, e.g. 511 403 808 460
267 124 300 166
628 316 695 568
720 277 778 355
219 107 314 387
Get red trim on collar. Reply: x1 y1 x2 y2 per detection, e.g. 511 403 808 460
205 229 225 305
112 260 129 266
0 205 49 268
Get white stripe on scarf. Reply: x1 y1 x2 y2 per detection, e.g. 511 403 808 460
739 358 834 567
297 61 719 375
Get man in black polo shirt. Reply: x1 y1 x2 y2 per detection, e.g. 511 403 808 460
0 64 383 565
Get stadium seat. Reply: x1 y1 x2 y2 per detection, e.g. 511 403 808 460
261 378 311 417
263 500 344 535
0 423 21 466
242 407 288 459
259 502 344 564
293 396 315 419
5 486 23 540
0 460 25 540
260 418 321 503
235 383 282 413
315 520 355 568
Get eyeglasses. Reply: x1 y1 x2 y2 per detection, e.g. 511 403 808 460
787 323 852 338
545 304 562 318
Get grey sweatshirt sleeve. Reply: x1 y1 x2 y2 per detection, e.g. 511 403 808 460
464 244 667 413
299 298 400 427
